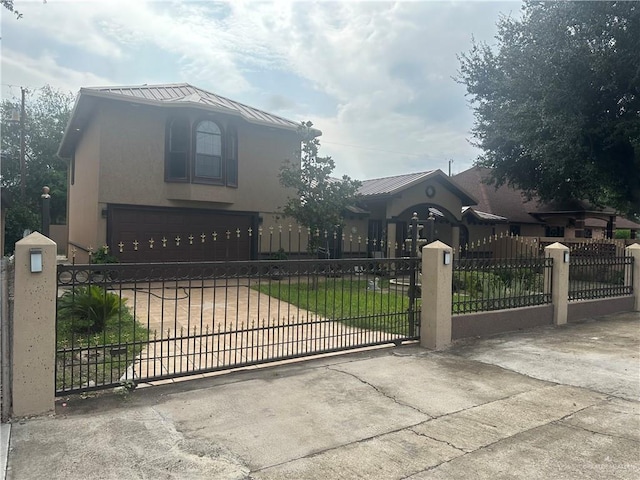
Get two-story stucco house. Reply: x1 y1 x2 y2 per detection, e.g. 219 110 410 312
58 83 307 262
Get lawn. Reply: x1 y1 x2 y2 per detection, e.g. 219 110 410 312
254 278 420 336
56 286 149 392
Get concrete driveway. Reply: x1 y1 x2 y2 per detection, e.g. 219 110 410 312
5 311 639 479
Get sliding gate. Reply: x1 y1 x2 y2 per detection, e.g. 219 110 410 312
55 256 421 394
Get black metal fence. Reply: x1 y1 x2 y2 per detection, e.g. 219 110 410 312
452 257 553 314
55 256 420 394
568 255 634 300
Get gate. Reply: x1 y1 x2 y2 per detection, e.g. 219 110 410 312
55 254 421 394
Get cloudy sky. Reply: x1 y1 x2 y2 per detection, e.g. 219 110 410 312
1 0 520 180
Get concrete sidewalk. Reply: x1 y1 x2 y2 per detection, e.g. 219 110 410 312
6 311 640 479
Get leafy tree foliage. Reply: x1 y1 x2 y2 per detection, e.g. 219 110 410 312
1 86 74 254
279 121 361 253
1 0 22 19
458 1 640 215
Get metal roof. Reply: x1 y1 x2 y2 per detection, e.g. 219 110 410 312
357 170 477 206
357 171 436 196
461 206 508 222
59 83 308 158
81 83 301 130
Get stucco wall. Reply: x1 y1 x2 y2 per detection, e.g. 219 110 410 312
96 101 298 215
67 114 101 262
386 177 464 221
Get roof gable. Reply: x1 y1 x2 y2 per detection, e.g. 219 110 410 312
358 170 477 205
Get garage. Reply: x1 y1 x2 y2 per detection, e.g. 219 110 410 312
108 205 257 263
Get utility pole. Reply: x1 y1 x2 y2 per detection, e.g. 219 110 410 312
448 159 454 177
19 87 26 200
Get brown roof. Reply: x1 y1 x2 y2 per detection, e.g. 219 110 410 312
615 217 640 229
453 166 634 226
452 166 543 224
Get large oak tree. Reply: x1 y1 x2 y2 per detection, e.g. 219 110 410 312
458 1 640 216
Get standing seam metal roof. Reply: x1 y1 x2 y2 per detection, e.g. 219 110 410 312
357 171 436 196
82 83 300 130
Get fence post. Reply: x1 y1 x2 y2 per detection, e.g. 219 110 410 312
12 232 57 417
626 243 640 312
545 242 569 326
421 240 453 349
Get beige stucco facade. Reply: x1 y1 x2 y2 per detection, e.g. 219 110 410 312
66 97 299 261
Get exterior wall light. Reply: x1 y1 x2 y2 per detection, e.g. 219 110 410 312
30 248 43 273
564 251 570 263
443 250 451 265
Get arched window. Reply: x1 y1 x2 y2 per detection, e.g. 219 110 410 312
194 120 222 181
167 118 189 180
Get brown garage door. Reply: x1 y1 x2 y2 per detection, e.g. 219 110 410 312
108 205 256 263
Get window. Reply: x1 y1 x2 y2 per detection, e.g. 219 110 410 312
545 226 565 237
226 127 238 187
165 117 238 186
509 225 521 236
195 120 222 181
167 118 189 180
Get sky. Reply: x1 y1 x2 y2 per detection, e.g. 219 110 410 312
0 0 521 181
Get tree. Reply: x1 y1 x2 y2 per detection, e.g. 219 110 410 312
1 0 22 19
1 86 74 254
279 121 361 254
458 1 640 216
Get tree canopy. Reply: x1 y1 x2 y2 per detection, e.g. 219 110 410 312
1 0 22 19
458 1 640 216
279 121 361 253
1 86 74 254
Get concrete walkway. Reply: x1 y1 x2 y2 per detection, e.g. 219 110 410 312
6 311 640 479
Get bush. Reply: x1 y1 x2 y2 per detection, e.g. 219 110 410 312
90 245 119 264
453 270 501 296
57 285 127 334
3 204 39 256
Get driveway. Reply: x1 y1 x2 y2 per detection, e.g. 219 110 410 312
5 311 639 479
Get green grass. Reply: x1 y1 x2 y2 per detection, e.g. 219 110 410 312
56 288 149 391
254 278 419 336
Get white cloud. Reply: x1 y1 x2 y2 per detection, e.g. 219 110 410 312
1 0 517 179
1 48 113 96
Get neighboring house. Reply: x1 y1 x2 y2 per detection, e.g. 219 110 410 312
452 166 639 242
58 83 306 262
344 170 480 257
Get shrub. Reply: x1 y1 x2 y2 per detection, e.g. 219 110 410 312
90 245 119 264
57 285 127 334
453 270 502 296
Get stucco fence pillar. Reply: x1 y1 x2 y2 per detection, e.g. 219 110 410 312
545 242 570 326
12 232 57 417
626 243 640 311
420 240 453 350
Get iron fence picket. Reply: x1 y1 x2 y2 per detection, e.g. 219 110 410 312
55 256 420 394
568 255 633 301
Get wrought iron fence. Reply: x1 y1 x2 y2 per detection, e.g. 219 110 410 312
55 256 420 394
568 255 634 300
75 223 410 265
458 234 544 259
452 257 553 314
